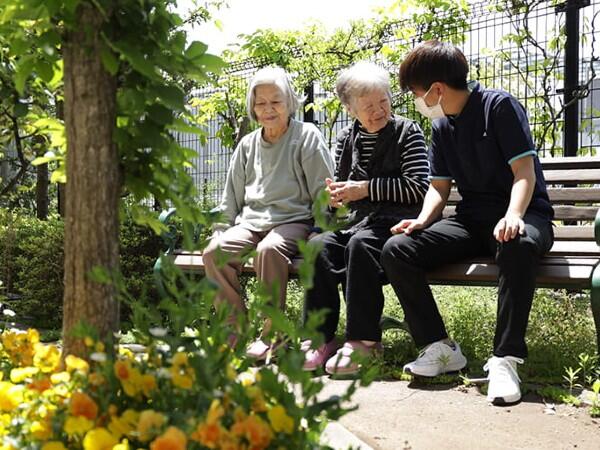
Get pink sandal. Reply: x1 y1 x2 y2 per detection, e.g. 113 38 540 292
301 339 339 371
325 341 383 375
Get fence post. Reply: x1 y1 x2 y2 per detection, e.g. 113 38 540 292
304 83 314 123
558 0 590 156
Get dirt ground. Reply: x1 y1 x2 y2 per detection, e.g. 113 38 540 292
320 378 600 450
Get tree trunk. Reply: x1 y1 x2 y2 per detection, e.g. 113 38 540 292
62 2 120 357
55 97 66 218
36 162 49 220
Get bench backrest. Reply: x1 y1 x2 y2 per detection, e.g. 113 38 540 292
443 156 600 243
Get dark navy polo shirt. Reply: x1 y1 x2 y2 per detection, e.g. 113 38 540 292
429 82 553 222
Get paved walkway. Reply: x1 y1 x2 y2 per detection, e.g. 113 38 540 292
320 378 600 450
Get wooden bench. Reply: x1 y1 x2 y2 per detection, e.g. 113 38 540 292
154 156 600 353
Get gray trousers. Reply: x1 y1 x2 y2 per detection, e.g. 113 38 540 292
202 222 310 314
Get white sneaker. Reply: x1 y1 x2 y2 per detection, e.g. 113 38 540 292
484 356 523 405
403 341 467 377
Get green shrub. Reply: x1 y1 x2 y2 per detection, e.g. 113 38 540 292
0 208 165 329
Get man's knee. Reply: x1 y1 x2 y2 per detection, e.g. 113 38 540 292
496 237 537 266
380 234 418 269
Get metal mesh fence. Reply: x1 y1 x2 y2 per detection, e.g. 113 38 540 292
179 0 600 207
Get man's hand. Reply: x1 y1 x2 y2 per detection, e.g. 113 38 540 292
493 211 525 242
326 178 368 207
391 218 427 235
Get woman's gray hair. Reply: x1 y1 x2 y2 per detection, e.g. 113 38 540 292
335 61 392 107
246 67 304 121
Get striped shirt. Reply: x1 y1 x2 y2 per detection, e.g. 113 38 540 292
334 121 430 204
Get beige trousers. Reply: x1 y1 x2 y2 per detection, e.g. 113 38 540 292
202 222 310 314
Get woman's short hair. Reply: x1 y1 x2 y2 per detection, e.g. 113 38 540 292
335 61 392 107
399 40 469 92
246 67 304 121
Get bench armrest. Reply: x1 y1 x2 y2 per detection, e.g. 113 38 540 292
594 209 600 246
159 208 178 255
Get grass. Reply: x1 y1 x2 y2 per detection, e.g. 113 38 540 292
278 281 597 384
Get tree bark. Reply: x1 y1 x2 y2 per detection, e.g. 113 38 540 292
55 97 66 218
62 2 120 357
35 162 48 220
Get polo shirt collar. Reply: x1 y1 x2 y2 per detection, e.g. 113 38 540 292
453 81 481 125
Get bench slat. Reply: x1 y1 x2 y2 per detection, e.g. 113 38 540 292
448 188 600 203
553 226 595 240
543 169 600 184
548 240 599 256
427 262 596 288
443 205 599 221
540 156 600 170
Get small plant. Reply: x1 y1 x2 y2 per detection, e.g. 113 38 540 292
563 366 582 396
590 379 600 418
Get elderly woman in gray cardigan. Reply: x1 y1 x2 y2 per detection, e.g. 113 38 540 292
302 62 430 375
203 67 334 360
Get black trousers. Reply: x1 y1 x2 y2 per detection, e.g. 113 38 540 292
380 213 554 358
304 225 392 342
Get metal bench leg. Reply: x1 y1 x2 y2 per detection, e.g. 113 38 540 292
592 264 600 355
379 315 410 333
153 255 167 299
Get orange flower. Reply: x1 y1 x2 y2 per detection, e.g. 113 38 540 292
70 392 98 420
114 360 132 381
232 414 272 450
150 426 187 450
27 377 52 393
190 422 221 448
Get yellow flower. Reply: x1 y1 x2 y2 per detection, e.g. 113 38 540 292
108 409 139 439
89 372 106 387
65 355 90 374
206 399 225 424
149 426 187 450
113 440 130 450
33 343 61 373
64 416 94 436
171 352 188 366
114 359 144 397
0 329 39 366
0 381 23 412
30 419 52 440
41 442 67 450
137 409 166 442
267 404 294 434
10 366 39 383
246 386 267 413
70 391 98 420
83 427 119 450
50 371 71 384
84 336 95 347
141 373 157 396
169 352 195 390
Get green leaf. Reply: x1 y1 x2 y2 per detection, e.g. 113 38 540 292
147 104 173 125
36 59 54 82
168 118 204 136
14 56 35 94
112 41 158 80
185 41 208 59
153 85 185 110
195 53 227 74
14 102 28 118
100 47 119 76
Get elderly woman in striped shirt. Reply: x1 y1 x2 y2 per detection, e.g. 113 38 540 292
302 61 430 375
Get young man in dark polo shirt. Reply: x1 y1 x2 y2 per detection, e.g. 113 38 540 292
380 40 554 405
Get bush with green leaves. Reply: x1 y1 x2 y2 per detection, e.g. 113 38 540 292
0 207 164 329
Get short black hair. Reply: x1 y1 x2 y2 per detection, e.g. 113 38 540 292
399 40 469 92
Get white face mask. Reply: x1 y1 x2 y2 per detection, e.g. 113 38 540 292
414 85 445 120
